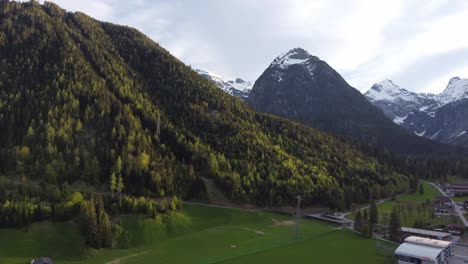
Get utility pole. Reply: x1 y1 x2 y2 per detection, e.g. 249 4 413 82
295 195 302 240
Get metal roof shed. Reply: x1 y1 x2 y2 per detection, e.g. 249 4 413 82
404 236 452 248
394 242 444 262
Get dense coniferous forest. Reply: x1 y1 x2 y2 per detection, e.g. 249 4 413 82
0 1 467 222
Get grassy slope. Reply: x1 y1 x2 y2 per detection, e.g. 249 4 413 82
0 205 395 264
0 221 87 263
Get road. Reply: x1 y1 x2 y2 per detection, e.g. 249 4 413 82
453 244 468 264
421 180 468 227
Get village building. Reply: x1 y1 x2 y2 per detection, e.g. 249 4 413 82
400 227 451 240
394 236 454 264
447 183 468 197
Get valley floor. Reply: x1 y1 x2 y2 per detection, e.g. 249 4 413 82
0 204 395 264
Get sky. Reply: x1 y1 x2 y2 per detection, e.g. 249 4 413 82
28 0 468 94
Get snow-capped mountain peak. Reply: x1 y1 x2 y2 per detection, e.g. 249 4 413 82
437 77 468 104
365 79 425 103
270 47 319 70
195 69 253 100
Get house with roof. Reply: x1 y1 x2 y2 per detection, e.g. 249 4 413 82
447 183 468 196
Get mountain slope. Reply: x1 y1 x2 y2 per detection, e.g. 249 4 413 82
0 1 411 207
248 48 450 155
195 69 253 100
365 78 468 147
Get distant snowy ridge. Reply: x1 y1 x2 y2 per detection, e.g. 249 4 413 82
195 69 253 100
365 77 468 112
364 77 468 147
365 79 436 104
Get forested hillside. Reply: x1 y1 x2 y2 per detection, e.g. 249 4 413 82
0 1 413 209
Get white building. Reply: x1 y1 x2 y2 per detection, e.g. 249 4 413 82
394 236 454 264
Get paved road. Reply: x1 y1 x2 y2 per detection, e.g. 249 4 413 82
421 180 468 227
453 244 468 264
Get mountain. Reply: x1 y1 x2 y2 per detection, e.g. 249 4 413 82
364 80 438 123
247 47 450 155
195 69 253 100
365 77 468 147
0 1 413 207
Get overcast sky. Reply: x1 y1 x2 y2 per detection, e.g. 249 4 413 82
31 0 468 94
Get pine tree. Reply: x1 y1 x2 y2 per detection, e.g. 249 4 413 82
354 211 362 233
418 183 424 195
389 206 401 241
110 172 116 198
362 209 370 235
116 156 123 175
369 200 378 224
116 175 125 206
80 200 98 247
99 210 112 248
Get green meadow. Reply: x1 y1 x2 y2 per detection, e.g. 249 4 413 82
0 204 395 264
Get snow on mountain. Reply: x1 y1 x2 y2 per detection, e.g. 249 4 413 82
414 130 426 137
365 80 437 105
364 77 468 147
195 69 253 100
269 47 319 74
230 78 254 92
248 47 447 154
364 80 437 121
196 69 230 90
437 77 468 104
393 115 407 125
365 77 468 113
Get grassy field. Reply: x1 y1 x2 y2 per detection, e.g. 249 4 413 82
0 204 396 264
447 176 468 184
452 195 468 203
348 182 460 227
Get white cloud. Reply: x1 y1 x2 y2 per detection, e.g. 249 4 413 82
23 0 468 93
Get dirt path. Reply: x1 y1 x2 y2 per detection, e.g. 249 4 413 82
105 250 149 264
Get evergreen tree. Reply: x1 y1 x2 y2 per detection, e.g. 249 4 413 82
99 210 112 248
2 0 460 216
369 200 378 224
418 183 424 195
80 200 98 247
354 211 362 233
362 209 370 235
116 175 125 206
389 206 401 241
363 209 368 223
110 172 116 198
